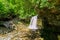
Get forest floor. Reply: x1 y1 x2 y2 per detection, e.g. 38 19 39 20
0 20 43 40
0 19 60 40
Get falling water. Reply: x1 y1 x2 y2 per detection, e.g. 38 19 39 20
28 15 38 31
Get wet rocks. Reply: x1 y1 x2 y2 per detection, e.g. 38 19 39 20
3 21 15 29
0 20 15 34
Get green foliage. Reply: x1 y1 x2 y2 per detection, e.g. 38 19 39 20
0 0 9 18
0 0 56 19
40 0 55 8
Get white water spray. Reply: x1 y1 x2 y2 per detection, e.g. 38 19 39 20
28 15 38 31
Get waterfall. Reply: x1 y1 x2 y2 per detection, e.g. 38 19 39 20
28 15 38 31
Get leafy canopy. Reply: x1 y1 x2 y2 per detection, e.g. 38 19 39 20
0 0 56 19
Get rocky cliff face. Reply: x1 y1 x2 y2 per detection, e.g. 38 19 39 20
46 13 60 26
36 7 60 33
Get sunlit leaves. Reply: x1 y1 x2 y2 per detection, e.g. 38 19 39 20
0 0 57 19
